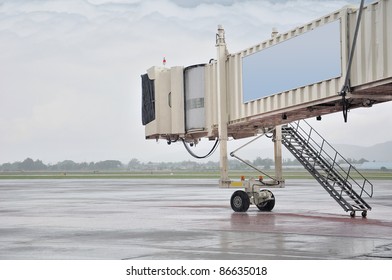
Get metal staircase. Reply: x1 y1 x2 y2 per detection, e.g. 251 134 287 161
281 120 373 217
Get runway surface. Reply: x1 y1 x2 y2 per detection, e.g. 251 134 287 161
0 179 391 259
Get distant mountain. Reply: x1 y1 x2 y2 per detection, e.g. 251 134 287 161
334 141 392 162
227 140 392 163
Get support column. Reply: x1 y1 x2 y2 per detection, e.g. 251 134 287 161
216 25 229 187
274 125 283 182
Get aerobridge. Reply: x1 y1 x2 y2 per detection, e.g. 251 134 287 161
141 0 392 216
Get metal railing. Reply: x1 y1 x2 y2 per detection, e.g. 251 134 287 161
286 120 373 199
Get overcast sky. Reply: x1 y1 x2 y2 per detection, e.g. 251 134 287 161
1 0 388 164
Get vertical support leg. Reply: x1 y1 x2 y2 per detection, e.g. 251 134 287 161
216 25 230 187
274 125 283 182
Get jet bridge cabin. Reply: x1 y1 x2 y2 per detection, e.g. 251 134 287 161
142 0 392 141
140 0 392 217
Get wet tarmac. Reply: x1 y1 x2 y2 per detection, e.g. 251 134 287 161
0 179 391 260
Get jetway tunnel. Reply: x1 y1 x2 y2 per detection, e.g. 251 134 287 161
140 0 392 216
142 0 392 142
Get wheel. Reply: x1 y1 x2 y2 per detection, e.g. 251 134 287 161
350 211 356 218
256 190 275 211
230 190 250 212
362 211 367 218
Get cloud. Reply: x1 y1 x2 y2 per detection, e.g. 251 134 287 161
0 0 390 163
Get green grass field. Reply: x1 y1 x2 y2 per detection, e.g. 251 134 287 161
1 169 391 180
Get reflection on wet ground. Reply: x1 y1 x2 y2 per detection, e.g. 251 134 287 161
0 179 391 259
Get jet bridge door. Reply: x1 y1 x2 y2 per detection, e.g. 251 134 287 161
142 66 185 140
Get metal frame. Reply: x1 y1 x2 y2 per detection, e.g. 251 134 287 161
141 0 392 216
281 120 373 217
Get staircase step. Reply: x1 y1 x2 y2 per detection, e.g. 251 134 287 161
281 121 372 215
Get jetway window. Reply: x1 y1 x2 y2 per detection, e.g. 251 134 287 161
242 20 342 103
141 73 155 125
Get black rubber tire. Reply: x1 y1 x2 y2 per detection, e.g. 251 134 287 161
256 190 275 211
350 211 356 218
362 211 367 218
230 190 250 212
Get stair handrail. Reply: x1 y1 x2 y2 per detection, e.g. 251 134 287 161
287 120 373 198
294 120 373 198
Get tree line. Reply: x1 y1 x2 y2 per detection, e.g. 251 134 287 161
0 157 303 172
0 158 123 172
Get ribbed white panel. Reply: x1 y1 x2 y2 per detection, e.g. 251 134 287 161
350 0 392 86
224 7 349 124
